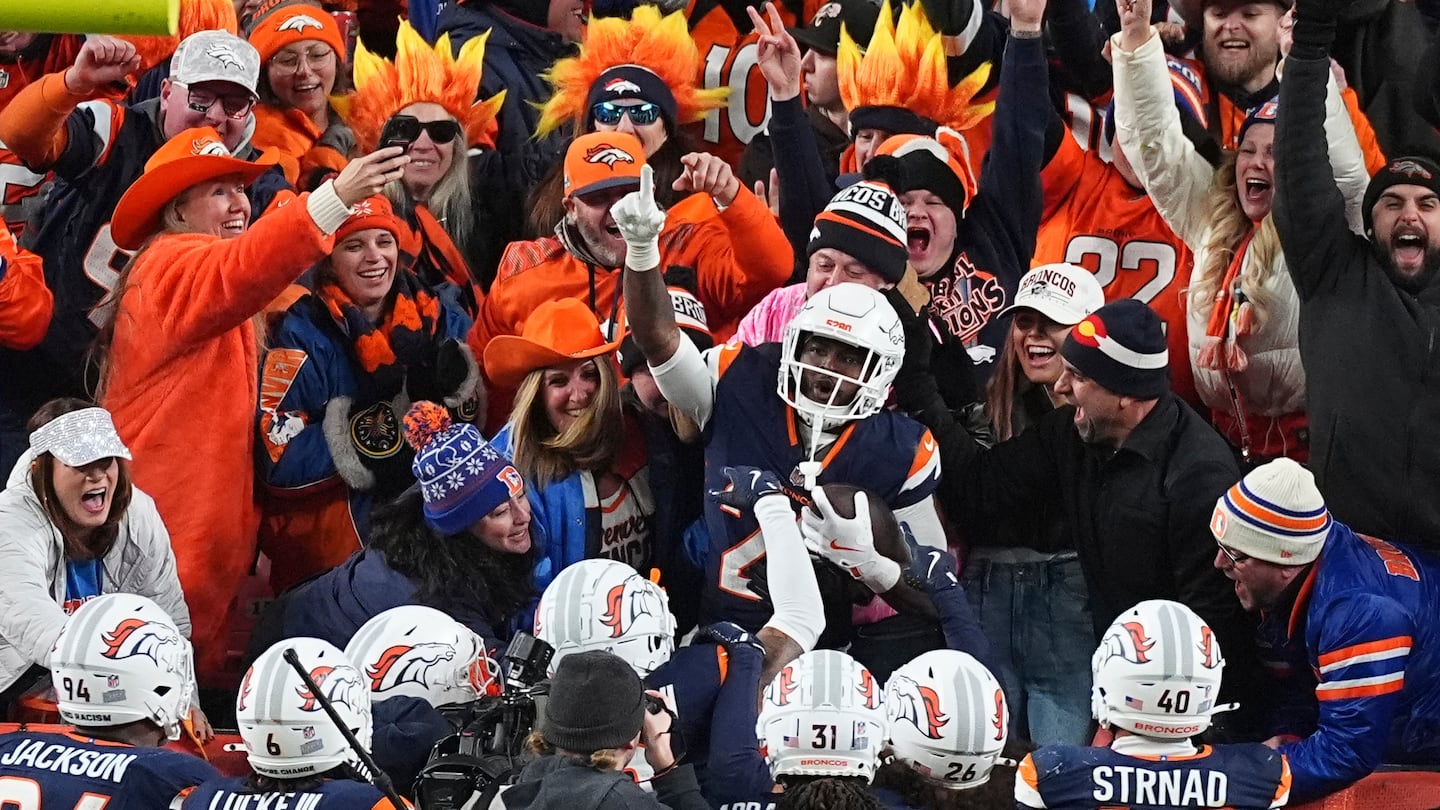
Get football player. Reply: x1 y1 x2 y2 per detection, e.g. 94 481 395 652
0 593 217 807
184 638 405 809
1015 600 1291 809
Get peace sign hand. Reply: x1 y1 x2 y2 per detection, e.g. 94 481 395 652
611 164 667 272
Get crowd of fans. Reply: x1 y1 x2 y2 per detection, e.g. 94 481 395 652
1 0 1439 806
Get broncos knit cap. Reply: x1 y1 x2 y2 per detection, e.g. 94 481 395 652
585 65 679 133
1362 155 1440 234
1237 97 1278 149
807 180 909 284
541 650 647 753
1060 299 1170 399
403 402 519 535
1210 458 1331 565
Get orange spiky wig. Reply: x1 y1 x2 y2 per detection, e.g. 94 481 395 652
535 5 728 138
120 0 240 76
837 0 993 135
335 21 505 153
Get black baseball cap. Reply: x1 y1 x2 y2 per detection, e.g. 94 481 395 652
788 0 883 55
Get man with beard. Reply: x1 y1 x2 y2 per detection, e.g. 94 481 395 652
471 131 791 425
1273 0 1440 550
889 297 1264 738
1167 0 1384 172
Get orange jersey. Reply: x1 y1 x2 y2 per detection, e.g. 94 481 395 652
1036 129 1198 407
682 0 823 167
0 216 52 350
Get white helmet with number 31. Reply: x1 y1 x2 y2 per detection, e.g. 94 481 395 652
238 638 373 779
535 559 677 676
345 605 502 707
758 649 886 782
1091 599 1233 740
885 650 1008 790
49 593 194 741
779 282 905 425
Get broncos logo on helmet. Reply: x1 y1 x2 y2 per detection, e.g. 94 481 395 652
365 643 456 693
857 669 879 711
599 581 660 639
101 618 183 672
297 665 366 714
770 666 799 707
888 676 948 740
238 668 255 712
1198 626 1220 669
1096 620 1156 666
991 688 1005 741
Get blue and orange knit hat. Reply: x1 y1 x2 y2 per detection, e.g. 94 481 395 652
1060 299 1170 399
403 402 522 534
1210 458 1331 565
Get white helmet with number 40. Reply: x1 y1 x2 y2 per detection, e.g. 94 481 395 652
1091 599 1233 740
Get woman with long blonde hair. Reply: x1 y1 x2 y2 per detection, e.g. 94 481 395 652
1111 0 1370 464
484 298 652 598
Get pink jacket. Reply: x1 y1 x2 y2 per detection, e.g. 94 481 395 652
733 283 807 346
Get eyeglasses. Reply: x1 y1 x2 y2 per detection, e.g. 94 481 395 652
1217 543 1251 565
591 101 662 127
173 81 255 120
270 46 335 74
381 115 463 147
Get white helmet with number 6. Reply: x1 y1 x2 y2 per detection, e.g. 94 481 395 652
535 559 677 676
345 605 502 707
237 638 372 779
885 650 1008 790
49 593 194 741
758 649 885 782
1091 599 1232 740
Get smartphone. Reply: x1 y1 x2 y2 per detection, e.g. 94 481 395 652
378 116 419 153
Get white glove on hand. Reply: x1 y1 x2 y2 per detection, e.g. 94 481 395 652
610 164 665 272
800 487 902 593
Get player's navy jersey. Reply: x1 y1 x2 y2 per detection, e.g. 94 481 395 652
0 97 288 430
648 642 727 765
182 775 397 809
0 730 219 809
1015 743 1291 810
699 342 940 631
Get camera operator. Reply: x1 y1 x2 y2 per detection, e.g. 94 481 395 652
505 651 707 810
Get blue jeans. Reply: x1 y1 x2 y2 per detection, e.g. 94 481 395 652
961 555 1096 746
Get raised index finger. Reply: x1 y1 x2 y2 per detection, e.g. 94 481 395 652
639 163 654 207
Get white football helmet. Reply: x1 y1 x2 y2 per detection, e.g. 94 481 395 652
49 593 194 740
238 638 373 779
345 605 502 707
885 650 1008 790
1091 600 1232 740
535 559 677 677
758 649 885 782
778 282 905 426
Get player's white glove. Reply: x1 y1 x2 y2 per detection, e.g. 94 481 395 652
610 163 665 272
800 486 902 593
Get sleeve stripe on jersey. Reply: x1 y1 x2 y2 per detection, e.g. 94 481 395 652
713 341 743 380
1316 671 1405 701
79 100 122 168
1270 756 1292 808
902 432 941 493
1014 753 1046 808
1318 636 1412 671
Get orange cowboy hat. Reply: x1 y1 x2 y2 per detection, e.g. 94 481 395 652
111 126 280 250
483 298 622 389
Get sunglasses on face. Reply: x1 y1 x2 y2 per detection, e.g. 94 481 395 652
1012 311 1067 334
591 101 662 127
379 115 463 149
174 81 255 120
1217 542 1251 565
